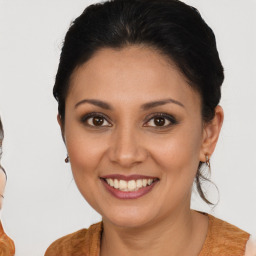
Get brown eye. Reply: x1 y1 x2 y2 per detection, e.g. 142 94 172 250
92 116 104 126
144 113 176 128
85 115 111 127
147 116 170 127
153 117 166 126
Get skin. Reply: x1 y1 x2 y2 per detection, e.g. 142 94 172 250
59 46 224 256
0 169 6 209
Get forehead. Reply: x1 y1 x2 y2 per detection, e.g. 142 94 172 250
71 46 178 84
67 46 201 109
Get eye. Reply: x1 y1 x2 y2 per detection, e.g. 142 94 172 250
144 113 177 128
147 117 170 127
81 113 112 127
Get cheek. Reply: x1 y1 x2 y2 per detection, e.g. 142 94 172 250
64 124 107 211
149 125 203 179
0 177 5 195
66 134 105 175
149 129 203 207
63 117 105 176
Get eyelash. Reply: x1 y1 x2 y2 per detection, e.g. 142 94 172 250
80 112 178 129
81 112 112 127
143 112 178 128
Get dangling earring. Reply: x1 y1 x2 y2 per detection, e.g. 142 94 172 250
205 154 211 168
65 155 70 163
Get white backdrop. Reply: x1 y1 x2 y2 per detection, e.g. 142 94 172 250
0 0 255 255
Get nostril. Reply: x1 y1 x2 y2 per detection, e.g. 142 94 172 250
106 129 149 167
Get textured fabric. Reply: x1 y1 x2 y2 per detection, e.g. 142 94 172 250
45 222 102 256
45 214 251 256
0 221 15 256
198 215 249 256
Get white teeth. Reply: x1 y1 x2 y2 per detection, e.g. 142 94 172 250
136 179 143 188
128 180 136 191
105 178 155 192
119 180 127 190
114 179 119 189
148 179 153 185
109 179 114 187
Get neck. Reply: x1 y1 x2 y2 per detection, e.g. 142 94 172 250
100 207 208 256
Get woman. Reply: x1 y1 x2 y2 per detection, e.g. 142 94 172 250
45 0 256 255
0 118 15 256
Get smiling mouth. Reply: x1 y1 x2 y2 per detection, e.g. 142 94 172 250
101 175 159 199
103 178 158 192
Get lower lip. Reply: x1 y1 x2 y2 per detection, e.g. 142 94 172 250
101 179 158 199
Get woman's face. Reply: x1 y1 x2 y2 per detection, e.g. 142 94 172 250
62 46 212 228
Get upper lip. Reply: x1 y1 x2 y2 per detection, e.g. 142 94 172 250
100 174 159 181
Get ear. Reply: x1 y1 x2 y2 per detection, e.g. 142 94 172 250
199 105 224 162
57 114 66 144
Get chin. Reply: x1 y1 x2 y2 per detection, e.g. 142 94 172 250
101 206 158 229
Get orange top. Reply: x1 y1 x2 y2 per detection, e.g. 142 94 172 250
45 214 250 256
0 221 15 256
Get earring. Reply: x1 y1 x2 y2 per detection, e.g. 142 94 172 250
205 155 210 168
65 155 70 163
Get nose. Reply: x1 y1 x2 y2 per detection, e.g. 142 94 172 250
108 126 148 168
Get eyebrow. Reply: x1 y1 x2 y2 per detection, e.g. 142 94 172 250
75 98 184 110
141 98 185 110
75 99 112 110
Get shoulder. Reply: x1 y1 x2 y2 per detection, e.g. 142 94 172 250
44 222 102 256
208 214 250 239
44 229 88 256
200 214 250 256
0 222 15 256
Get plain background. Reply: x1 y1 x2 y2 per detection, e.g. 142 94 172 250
0 0 255 255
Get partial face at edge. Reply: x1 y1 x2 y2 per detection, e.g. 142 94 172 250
60 46 221 228
0 123 5 209
0 168 6 209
